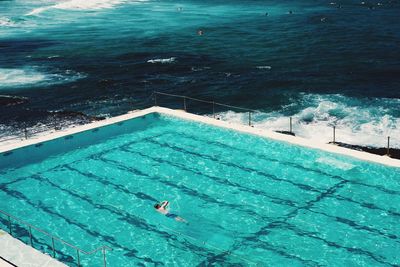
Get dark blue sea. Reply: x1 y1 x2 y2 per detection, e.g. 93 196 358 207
1 0 399 147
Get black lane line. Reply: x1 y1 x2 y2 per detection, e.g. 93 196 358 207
173 130 400 197
225 181 348 266
200 181 346 265
96 155 320 264
145 138 322 194
124 138 400 245
281 222 396 267
63 165 158 203
121 136 400 265
146 135 400 221
1 184 165 265
307 209 400 243
98 149 323 266
0 132 172 191
224 179 399 267
25 174 215 262
98 154 283 225
121 146 299 208
331 194 400 218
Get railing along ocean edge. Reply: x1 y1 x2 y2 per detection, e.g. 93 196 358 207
0 91 396 158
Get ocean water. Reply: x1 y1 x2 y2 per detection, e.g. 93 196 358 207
0 0 399 147
1 114 399 266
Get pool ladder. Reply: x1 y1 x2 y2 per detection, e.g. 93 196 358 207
0 209 112 267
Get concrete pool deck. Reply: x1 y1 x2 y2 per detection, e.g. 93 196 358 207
0 106 399 168
0 230 67 267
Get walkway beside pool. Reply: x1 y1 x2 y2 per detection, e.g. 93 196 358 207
0 230 67 267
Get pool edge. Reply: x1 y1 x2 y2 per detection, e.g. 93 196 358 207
0 106 399 168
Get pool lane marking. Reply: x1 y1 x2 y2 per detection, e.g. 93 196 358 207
22 173 220 261
108 139 400 244
167 129 400 198
281 222 396 266
120 145 400 244
0 131 172 191
227 180 399 266
144 138 322 193
97 154 279 226
1 182 166 265
32 173 220 263
147 131 400 218
95 150 329 265
63 164 158 202
120 146 299 207
307 209 400 242
67 151 322 266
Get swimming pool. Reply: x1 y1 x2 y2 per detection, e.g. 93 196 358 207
0 112 399 266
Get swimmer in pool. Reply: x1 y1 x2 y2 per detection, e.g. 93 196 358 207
154 201 187 223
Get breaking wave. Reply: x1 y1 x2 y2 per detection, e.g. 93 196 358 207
27 0 148 16
215 94 400 148
0 68 85 90
0 17 16 27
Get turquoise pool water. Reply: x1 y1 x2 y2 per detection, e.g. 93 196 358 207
0 113 399 266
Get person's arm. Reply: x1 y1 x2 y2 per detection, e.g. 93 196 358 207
161 201 169 209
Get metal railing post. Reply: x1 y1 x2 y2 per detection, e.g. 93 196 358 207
387 136 390 156
183 97 187 111
248 112 251 126
77 249 81 267
103 247 107 267
52 237 56 258
289 117 292 133
212 101 215 119
29 226 33 246
8 215 12 235
333 126 336 144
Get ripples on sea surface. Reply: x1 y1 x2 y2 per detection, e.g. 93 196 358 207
0 0 399 147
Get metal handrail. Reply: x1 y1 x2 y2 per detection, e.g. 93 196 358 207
154 91 256 112
154 91 256 126
0 209 112 266
153 91 396 156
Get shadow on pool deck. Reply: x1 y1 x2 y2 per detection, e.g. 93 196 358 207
274 130 399 160
328 142 400 160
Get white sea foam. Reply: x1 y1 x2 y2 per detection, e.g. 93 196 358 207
147 57 176 64
27 0 147 15
215 94 400 148
0 68 85 89
0 17 15 27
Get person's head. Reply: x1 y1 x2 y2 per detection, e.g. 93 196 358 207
154 203 161 209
